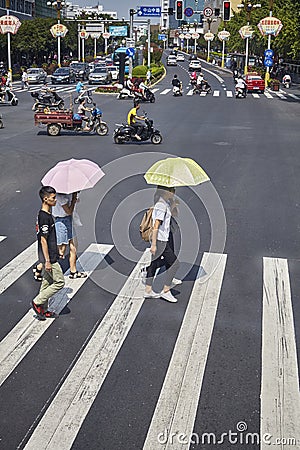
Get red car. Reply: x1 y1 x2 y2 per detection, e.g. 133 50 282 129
244 72 265 93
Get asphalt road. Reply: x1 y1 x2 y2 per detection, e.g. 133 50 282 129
0 53 300 450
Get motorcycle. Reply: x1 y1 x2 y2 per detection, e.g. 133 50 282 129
133 86 155 103
173 84 183 96
0 114 3 128
282 78 291 89
113 117 162 145
193 82 212 95
235 86 247 98
0 85 18 106
31 90 64 111
117 86 135 100
74 88 93 104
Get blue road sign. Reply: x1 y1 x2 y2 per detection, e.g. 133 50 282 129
158 34 166 40
184 7 194 17
137 6 161 17
264 57 273 67
264 49 274 58
126 47 135 57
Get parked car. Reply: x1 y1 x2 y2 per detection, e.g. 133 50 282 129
69 62 90 80
176 54 185 62
106 65 119 81
244 72 265 93
167 55 177 66
51 67 76 84
27 68 47 84
88 67 112 85
189 60 201 71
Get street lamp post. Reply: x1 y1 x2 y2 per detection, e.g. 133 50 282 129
237 2 261 74
47 0 65 67
5 0 12 83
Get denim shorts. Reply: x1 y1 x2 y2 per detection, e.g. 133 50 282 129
55 216 73 245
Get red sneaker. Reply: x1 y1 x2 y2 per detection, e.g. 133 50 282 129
31 301 46 320
44 310 58 319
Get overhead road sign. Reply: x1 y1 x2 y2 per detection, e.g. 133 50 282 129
109 26 128 37
138 6 162 17
184 7 194 17
158 34 167 41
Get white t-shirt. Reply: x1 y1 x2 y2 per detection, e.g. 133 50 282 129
152 197 171 242
52 193 72 217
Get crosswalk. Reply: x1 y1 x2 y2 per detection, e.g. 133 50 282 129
0 238 299 449
12 82 300 101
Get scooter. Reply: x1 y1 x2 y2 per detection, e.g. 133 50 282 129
74 88 93 104
0 86 18 106
113 117 162 145
193 82 212 95
117 86 135 100
133 86 155 103
235 86 247 98
31 90 64 111
173 84 183 96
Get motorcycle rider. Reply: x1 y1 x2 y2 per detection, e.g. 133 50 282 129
77 98 92 131
127 100 145 141
236 76 247 97
76 80 84 94
171 74 182 94
125 76 134 92
190 71 197 85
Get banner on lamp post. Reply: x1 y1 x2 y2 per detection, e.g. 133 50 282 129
218 30 230 41
204 32 214 41
0 15 21 34
50 23 68 38
258 17 283 37
239 25 254 39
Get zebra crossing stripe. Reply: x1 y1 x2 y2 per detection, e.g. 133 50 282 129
264 91 273 99
252 93 260 98
0 236 7 243
288 93 299 100
213 90 220 97
0 242 37 295
143 252 227 450
261 258 300 450
160 89 171 95
0 243 113 388
151 88 159 93
226 91 233 97
23 250 151 450
187 89 194 95
275 92 287 99
200 91 207 97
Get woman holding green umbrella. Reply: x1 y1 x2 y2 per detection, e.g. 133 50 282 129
144 186 180 303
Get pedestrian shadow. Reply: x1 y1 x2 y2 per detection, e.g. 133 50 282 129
152 262 207 293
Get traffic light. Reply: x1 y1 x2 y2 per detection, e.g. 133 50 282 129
175 0 184 21
215 8 220 17
223 1 231 21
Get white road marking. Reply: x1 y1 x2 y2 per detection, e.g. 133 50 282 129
0 236 7 243
187 89 194 95
252 93 260 98
160 89 171 95
288 93 299 100
0 243 113 388
23 250 152 450
261 258 300 450
264 91 273 98
213 90 220 97
226 91 233 97
275 92 287 99
0 242 37 295
200 91 207 97
143 252 227 450
151 88 159 93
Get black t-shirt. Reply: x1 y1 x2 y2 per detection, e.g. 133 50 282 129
172 78 180 87
36 210 58 264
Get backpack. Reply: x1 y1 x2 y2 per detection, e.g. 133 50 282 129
139 207 154 242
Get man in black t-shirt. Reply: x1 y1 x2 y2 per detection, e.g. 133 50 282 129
32 186 65 320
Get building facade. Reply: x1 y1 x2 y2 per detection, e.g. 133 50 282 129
65 4 117 20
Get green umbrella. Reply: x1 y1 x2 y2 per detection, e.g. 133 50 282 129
144 157 210 187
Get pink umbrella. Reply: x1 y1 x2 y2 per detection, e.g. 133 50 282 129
41 158 105 194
